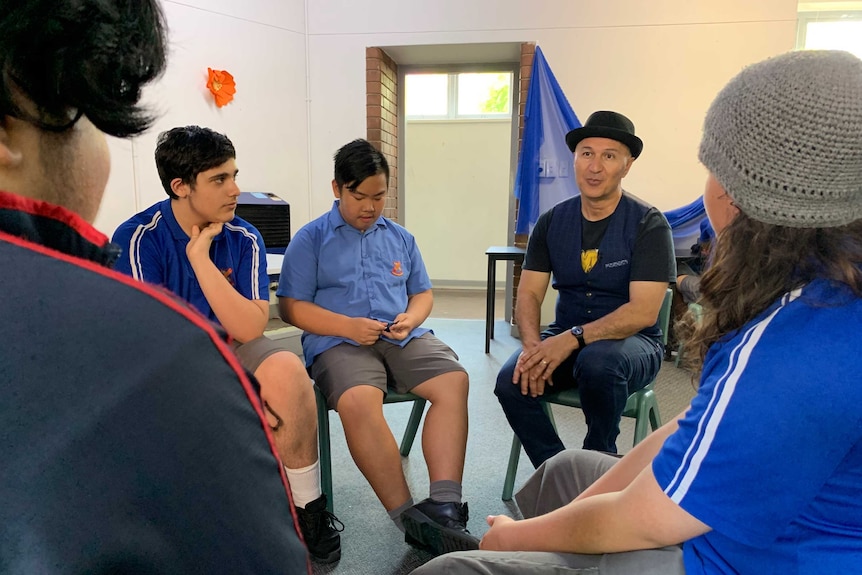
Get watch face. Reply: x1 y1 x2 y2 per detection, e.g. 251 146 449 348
571 326 584 336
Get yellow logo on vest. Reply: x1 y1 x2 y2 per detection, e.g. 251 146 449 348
391 261 404 276
581 249 598 273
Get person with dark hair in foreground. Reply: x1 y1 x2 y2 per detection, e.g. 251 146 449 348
0 2 309 573
113 125 342 564
278 139 479 556
415 50 862 575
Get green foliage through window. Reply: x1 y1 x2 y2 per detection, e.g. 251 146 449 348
481 81 510 114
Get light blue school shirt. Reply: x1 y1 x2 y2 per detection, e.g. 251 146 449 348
277 201 432 366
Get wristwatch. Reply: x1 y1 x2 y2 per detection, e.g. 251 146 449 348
571 325 587 349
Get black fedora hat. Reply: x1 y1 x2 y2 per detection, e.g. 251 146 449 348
565 111 643 158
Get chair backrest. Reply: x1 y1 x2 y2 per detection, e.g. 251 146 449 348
688 302 703 322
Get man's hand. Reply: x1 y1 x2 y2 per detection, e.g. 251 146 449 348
479 515 518 551
512 333 577 397
385 312 414 340
512 351 553 397
186 223 223 264
349 318 388 345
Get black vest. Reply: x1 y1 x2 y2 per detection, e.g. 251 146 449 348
546 193 661 339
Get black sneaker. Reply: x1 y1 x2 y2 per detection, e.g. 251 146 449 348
295 494 343 563
401 498 480 556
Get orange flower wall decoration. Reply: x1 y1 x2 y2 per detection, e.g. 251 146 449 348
206 68 236 108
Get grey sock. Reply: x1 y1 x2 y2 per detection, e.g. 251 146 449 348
388 497 414 533
429 480 462 504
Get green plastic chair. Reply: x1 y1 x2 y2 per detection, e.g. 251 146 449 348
501 288 672 501
315 385 426 513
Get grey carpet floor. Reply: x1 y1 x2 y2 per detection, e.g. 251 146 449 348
309 318 697 575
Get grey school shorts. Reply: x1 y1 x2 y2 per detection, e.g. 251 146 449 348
232 335 286 374
311 332 466 410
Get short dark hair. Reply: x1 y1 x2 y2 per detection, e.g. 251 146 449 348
333 139 389 191
155 126 237 199
0 0 167 138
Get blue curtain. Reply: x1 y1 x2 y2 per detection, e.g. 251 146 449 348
514 46 581 234
512 46 709 247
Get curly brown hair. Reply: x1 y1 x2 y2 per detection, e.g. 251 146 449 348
677 212 862 375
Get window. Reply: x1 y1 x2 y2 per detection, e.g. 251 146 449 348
405 72 512 119
404 74 448 116
797 11 862 58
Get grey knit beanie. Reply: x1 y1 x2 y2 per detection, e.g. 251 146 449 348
699 50 862 228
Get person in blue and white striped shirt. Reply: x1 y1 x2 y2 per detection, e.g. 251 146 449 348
113 126 342 564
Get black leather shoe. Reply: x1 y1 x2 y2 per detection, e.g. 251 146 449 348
402 498 480 556
295 494 343 563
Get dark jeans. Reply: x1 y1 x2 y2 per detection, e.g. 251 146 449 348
494 332 663 466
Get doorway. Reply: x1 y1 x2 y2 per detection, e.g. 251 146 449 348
366 42 534 322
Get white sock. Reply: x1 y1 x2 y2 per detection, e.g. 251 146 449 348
284 460 321 509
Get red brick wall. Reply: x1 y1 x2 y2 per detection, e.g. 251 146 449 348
512 42 535 319
365 47 399 220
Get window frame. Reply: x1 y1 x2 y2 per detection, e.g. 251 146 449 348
404 66 515 121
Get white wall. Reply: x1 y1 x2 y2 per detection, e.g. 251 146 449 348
94 0 800 268
94 0 310 238
305 0 798 222
405 120 512 286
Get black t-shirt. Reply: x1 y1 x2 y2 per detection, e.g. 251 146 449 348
525 200 675 283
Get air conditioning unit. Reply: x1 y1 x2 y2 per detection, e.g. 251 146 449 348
235 192 290 254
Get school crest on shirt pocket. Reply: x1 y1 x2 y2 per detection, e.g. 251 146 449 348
220 267 236 287
391 261 404 277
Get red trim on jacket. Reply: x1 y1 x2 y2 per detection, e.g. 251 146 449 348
0 228 296 511
0 190 108 247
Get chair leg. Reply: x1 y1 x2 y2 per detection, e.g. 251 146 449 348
632 391 662 447
501 434 522 501
398 399 427 456
633 408 650 446
314 386 334 513
633 389 650 447
649 399 662 431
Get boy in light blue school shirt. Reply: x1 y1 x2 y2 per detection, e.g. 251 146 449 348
277 198 431 366
277 139 479 557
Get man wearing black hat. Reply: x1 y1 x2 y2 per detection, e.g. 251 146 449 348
494 110 675 461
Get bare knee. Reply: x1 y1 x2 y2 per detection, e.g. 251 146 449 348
415 370 469 404
256 351 308 385
255 352 315 418
336 385 385 423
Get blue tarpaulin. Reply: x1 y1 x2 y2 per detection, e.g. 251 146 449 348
665 197 707 251
513 45 709 245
